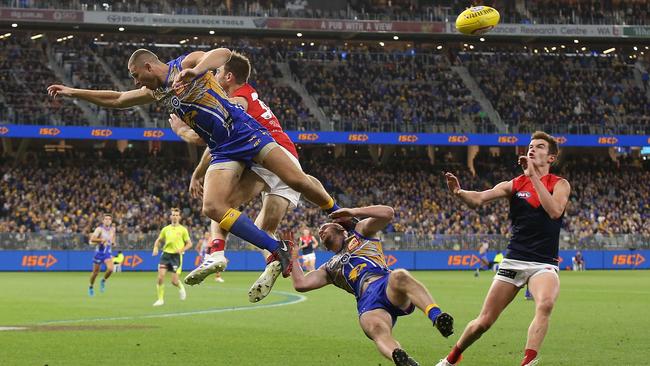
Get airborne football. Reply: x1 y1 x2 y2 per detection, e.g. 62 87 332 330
456 6 501 35
1 1 649 366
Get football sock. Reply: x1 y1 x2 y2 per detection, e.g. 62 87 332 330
319 197 340 214
177 282 185 292
156 284 164 301
207 239 225 255
521 349 538 365
447 345 463 364
425 303 442 325
219 208 278 252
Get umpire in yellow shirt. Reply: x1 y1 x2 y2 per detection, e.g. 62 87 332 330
152 208 193 306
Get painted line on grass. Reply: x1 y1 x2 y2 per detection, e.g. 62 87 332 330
36 291 307 325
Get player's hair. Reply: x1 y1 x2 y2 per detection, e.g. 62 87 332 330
531 131 559 156
224 52 251 84
170 208 181 214
128 49 159 67
103 213 112 218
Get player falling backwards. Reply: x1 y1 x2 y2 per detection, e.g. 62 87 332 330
291 205 454 366
47 47 342 287
438 131 570 366
169 51 324 302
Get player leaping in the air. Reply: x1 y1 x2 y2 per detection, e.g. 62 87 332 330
47 47 342 283
290 205 454 366
437 131 570 366
169 52 326 302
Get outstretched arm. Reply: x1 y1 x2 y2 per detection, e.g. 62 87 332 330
445 172 512 209
47 85 155 109
329 205 394 239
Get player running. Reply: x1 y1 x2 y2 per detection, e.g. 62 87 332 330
290 205 454 366
437 131 570 366
151 208 193 306
298 228 319 271
88 213 116 296
47 47 342 286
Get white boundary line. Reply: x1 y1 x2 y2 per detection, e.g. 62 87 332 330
36 291 307 325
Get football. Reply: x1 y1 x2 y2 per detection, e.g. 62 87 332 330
455 6 501 35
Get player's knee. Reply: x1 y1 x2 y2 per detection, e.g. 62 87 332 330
390 269 411 287
202 202 227 221
475 315 495 333
536 297 555 315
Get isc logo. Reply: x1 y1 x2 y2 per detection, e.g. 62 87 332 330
498 136 518 144
21 254 58 269
122 254 143 268
348 134 369 142
612 254 645 266
0 126 8 135
39 128 61 136
143 130 165 138
398 135 418 143
298 133 319 141
448 135 469 143
91 129 113 137
598 137 618 145
447 255 480 267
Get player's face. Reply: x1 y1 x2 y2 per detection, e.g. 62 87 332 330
302 229 310 236
318 224 344 252
170 211 181 224
129 63 159 90
528 139 555 166
215 65 230 89
102 216 112 226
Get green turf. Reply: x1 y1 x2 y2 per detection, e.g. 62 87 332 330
0 270 648 365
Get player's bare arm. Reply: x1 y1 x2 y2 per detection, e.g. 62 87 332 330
152 237 162 256
174 48 232 89
47 85 155 108
445 172 512 209
520 155 571 219
290 244 330 292
311 237 319 249
168 113 204 145
329 205 394 238
189 147 211 199
228 96 249 110
89 228 104 245
181 238 193 255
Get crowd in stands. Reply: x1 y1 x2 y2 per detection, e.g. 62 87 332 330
0 34 87 125
2 32 650 134
1 149 648 250
2 0 648 25
464 52 650 135
294 52 490 132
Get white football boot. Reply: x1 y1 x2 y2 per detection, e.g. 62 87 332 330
248 261 281 303
184 252 228 286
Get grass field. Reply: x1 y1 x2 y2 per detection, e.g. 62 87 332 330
1 270 649 366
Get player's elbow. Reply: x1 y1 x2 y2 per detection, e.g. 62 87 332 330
549 211 562 220
293 283 311 292
378 206 395 220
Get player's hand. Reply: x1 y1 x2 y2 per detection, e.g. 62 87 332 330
189 174 204 199
444 172 461 195
152 247 159 256
519 156 541 178
329 208 356 220
172 68 200 93
47 84 73 99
